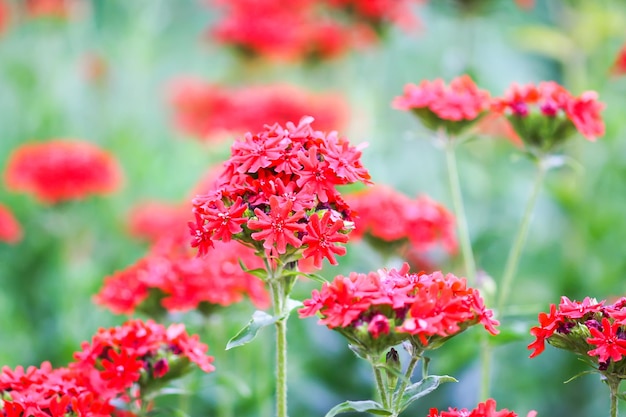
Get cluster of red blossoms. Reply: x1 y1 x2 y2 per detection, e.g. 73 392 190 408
346 185 457 256
167 79 348 142
299 263 498 354
0 203 22 244
95 237 269 315
427 398 536 417
529 296 626 373
394 75 605 150
208 0 421 61
4 140 122 204
189 116 371 268
0 319 213 417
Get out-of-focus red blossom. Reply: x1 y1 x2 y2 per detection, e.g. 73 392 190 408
25 0 73 18
427 398 537 417
190 116 371 268
0 203 22 244
393 75 491 135
612 44 626 75
95 238 270 315
346 185 457 255
82 53 108 85
492 81 605 142
167 78 348 141
208 0 394 61
0 0 10 35
4 140 123 204
299 264 498 353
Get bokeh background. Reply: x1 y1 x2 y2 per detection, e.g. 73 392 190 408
1 0 626 416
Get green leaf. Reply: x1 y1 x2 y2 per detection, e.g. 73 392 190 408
397 375 457 413
563 370 597 384
226 310 279 350
324 400 392 417
237 259 268 280
301 272 328 284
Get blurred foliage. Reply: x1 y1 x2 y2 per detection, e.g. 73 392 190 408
1 0 626 416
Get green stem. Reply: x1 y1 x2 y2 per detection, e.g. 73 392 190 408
393 354 420 411
496 163 546 315
609 378 620 417
269 278 288 417
371 357 390 409
444 136 477 285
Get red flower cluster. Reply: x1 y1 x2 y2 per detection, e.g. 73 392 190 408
208 0 419 61
4 140 122 204
95 238 269 315
167 79 348 141
612 43 626 75
299 263 498 353
427 398 537 417
0 320 213 417
492 81 605 144
0 203 22 244
393 75 491 135
346 185 457 254
190 116 371 268
25 0 73 19
126 201 192 243
528 295 626 369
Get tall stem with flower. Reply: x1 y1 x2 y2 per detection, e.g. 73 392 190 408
189 116 371 417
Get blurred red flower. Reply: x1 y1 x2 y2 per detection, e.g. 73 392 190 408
25 0 72 18
167 79 348 141
127 201 191 243
346 185 457 256
0 203 22 244
4 140 123 204
612 43 626 75
0 0 10 35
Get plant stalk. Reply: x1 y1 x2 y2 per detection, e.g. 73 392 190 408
268 259 290 417
609 378 620 417
444 136 477 286
371 358 390 409
393 354 420 411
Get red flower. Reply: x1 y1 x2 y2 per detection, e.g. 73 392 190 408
192 117 370 269
427 398 531 417
587 318 626 363
4 140 122 204
493 81 605 145
100 350 143 391
25 0 72 18
300 265 497 351
558 296 604 319
249 196 306 254
127 201 190 243
0 203 22 244
528 304 561 358
302 211 348 268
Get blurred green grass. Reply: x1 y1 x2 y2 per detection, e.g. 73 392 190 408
1 0 626 416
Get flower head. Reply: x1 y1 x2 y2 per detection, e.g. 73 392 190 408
393 75 491 135
300 264 498 354
427 398 535 417
492 81 604 152
4 140 122 204
191 116 370 268
0 203 22 244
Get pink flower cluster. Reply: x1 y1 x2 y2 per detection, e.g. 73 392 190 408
167 80 349 141
4 140 122 204
299 263 498 352
0 320 213 417
427 398 537 417
346 185 457 254
528 295 626 369
190 117 371 268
